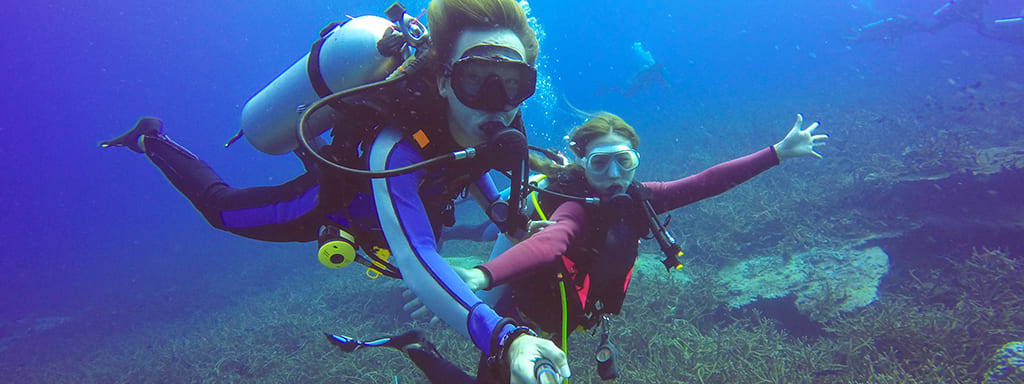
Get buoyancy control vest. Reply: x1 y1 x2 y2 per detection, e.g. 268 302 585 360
232 3 530 275
512 170 654 333
316 72 528 267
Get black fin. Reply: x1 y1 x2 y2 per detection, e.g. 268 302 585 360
98 117 163 153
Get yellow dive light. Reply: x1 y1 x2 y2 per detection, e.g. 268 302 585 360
317 225 357 269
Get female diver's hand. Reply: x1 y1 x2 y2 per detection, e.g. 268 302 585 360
772 114 829 161
402 289 441 325
402 266 490 324
453 266 490 291
527 220 555 237
508 334 570 384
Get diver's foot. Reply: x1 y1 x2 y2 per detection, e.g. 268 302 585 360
98 116 163 153
385 329 440 358
390 329 428 351
402 339 442 360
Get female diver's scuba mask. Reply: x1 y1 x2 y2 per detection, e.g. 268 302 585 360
445 51 537 112
584 144 639 204
583 145 640 174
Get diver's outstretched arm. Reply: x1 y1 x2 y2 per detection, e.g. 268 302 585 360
644 114 827 214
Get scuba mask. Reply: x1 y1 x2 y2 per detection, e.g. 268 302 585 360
583 145 640 174
584 144 639 197
445 55 537 112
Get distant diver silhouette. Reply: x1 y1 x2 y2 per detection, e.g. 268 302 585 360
843 14 925 43
596 42 670 98
596 61 670 98
983 9 1024 46
844 0 1024 46
929 0 1024 45
931 0 988 32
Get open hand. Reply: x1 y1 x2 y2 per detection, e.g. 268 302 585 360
402 289 441 325
402 266 490 324
773 114 828 161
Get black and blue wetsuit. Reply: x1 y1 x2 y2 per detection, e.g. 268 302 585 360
142 122 521 360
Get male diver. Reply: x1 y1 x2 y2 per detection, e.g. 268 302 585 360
100 1 568 382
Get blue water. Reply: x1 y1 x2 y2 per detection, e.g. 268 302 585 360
1 0 1022 381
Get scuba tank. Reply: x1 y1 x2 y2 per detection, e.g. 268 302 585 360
236 3 534 272
239 15 409 155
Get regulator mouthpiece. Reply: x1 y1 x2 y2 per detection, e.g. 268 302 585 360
477 121 527 172
602 186 634 218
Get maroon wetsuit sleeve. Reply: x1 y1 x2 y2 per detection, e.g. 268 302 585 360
477 201 587 289
643 146 780 214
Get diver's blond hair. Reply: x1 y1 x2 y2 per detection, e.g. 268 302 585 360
529 112 640 177
427 0 539 65
566 112 639 157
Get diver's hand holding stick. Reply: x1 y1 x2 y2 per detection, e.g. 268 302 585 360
533 357 560 384
509 335 570 384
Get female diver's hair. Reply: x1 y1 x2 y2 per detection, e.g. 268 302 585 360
529 112 640 177
566 112 639 157
427 0 539 65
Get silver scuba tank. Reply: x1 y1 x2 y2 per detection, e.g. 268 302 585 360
240 16 406 155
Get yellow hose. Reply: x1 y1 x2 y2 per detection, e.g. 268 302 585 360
529 174 548 221
558 274 568 383
530 190 547 221
530 175 566 382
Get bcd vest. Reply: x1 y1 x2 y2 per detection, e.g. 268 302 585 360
512 172 653 333
314 73 520 255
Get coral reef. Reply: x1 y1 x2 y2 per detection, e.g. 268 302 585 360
985 342 1024 384
718 247 889 322
4 61 1023 384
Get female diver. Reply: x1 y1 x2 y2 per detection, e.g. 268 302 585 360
329 111 827 381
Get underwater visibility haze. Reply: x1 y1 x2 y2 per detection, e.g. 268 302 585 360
1 0 1023 382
